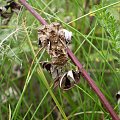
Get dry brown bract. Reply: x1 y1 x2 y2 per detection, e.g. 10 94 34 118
38 22 70 66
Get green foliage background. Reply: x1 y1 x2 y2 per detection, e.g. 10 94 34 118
0 0 120 119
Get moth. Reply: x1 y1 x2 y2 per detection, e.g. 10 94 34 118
38 22 80 90
0 0 21 25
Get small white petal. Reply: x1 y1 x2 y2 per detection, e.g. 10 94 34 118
63 29 72 41
67 70 75 82
60 73 66 88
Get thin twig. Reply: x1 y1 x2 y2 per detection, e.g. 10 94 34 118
18 0 120 120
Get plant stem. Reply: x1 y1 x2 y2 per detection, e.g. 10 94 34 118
18 0 120 120
19 0 47 25
66 48 119 120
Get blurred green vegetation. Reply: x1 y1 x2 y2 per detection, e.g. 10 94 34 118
0 0 120 119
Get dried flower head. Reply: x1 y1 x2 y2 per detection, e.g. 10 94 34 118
38 22 72 66
38 23 80 90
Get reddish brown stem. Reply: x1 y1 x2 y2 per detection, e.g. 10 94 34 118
66 48 119 120
19 0 119 120
19 0 47 25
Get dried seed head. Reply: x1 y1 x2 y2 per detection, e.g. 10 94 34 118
38 23 80 91
38 22 72 66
